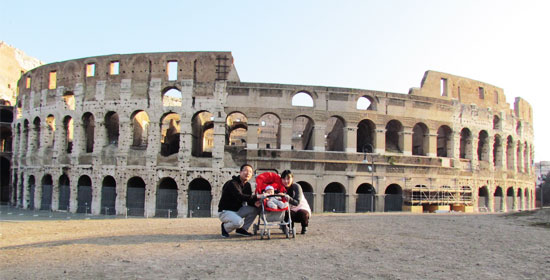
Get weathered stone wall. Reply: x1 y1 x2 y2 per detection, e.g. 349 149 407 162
11 52 536 216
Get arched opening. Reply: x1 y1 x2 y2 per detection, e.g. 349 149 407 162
188 178 212 217
297 181 314 210
0 109 13 123
23 120 29 154
226 112 248 146
27 175 35 210
292 116 314 150
63 116 73 154
77 175 92 213
45 115 55 148
19 173 24 206
63 91 75 110
356 96 375 111
58 174 70 210
494 187 503 212
104 111 119 146
33 117 41 151
292 91 314 107
524 142 529 172
506 187 515 211
493 135 502 167
516 121 522 135
101 176 116 215
160 113 180 156
156 177 178 217
356 183 376 212
436 125 452 157
126 177 146 216
357 119 375 153
478 186 489 210
516 141 522 173
384 184 403 212
162 87 182 107
0 127 12 153
412 122 428 156
325 116 345 152
459 128 472 159
131 111 149 149
493 115 501 130
385 120 403 153
506 136 514 170
0 157 10 203
258 113 281 149
477 130 489 161
517 188 523 210
191 111 213 157
40 174 53 210
323 183 346 212
82 113 95 153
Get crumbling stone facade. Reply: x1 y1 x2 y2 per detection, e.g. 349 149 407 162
10 52 535 217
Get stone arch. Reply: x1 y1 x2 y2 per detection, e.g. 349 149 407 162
506 187 515 211
412 122 428 156
32 116 41 151
478 186 489 210
357 119 375 153
494 186 503 212
58 174 70 210
297 181 314 210
356 183 376 212
191 111 213 157
506 136 514 170
523 142 529 172
436 125 452 157
356 95 376 111
323 182 346 212
517 188 523 210
162 87 182 107
226 112 248 146
384 184 403 212
82 112 95 153
477 130 489 161
126 176 146 216
325 116 345 152
23 119 29 153
188 178 212 217
45 115 55 148
77 175 92 213
156 177 178 217
63 116 74 154
104 111 119 146
160 112 180 156
27 175 35 210
292 115 314 151
385 120 403 153
493 115 501 130
258 113 281 149
40 174 53 210
493 134 503 167
459 128 472 159
131 110 150 149
291 91 314 107
516 140 522 172
101 176 116 215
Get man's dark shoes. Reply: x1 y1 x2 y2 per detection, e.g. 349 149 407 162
235 228 253 236
221 223 229 238
301 227 307 234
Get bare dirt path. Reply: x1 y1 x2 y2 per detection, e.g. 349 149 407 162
1 209 549 279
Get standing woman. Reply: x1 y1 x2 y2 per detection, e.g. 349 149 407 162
281 170 311 234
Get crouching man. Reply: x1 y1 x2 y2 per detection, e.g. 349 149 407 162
218 164 261 237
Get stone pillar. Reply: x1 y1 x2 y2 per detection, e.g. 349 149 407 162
212 112 226 169
347 176 355 213
517 143 524 173
508 141 517 171
470 134 479 169
374 124 385 154
401 127 413 156
179 115 192 168
69 173 79 213
51 175 59 211
488 185 494 212
146 120 160 167
91 174 101 215
449 131 460 159
144 175 155 218
486 134 494 170
313 124 326 151
345 125 357 153
427 133 437 157
246 120 259 150
280 121 292 150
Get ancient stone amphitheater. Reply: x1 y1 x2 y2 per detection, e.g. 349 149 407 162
10 52 535 217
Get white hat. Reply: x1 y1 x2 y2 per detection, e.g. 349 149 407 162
265 185 274 191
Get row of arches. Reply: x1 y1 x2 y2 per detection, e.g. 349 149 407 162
478 186 531 212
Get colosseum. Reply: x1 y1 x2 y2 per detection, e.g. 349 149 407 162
9 51 535 217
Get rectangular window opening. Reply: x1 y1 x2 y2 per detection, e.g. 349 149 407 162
478 87 485 99
110 61 120 75
167 61 178 81
25 77 31 89
440 78 447 97
86 63 96 77
494 91 499 104
48 71 57 89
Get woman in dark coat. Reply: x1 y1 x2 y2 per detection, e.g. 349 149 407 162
281 170 311 234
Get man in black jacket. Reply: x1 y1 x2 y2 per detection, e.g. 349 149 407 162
218 164 261 237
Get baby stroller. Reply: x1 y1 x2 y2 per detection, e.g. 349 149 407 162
252 172 296 239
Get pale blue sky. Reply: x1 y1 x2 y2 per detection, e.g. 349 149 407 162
2 0 549 160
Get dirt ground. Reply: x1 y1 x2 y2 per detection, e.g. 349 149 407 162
1 208 549 280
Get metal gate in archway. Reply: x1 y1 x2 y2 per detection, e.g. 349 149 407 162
77 185 92 213
188 178 212 217
323 183 346 213
101 186 116 215
40 185 52 210
28 184 35 210
384 184 403 212
356 184 376 212
59 184 70 210
156 178 178 218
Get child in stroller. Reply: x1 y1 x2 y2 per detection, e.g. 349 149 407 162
253 172 296 239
